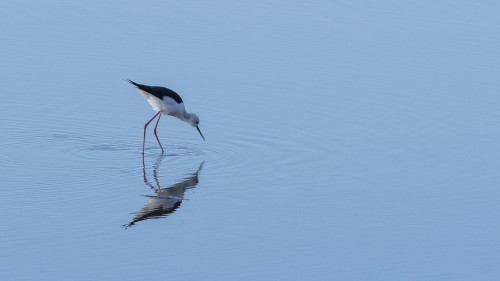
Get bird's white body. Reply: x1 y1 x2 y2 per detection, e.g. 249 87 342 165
136 88 201 129
137 89 186 119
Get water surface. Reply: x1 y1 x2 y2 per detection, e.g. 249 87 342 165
1 1 500 280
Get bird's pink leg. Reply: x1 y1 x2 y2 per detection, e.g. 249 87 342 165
143 111 162 154
153 113 164 154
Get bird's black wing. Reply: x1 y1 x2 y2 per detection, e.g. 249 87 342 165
126 79 183 104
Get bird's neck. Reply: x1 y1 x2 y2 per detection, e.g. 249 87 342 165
179 111 193 122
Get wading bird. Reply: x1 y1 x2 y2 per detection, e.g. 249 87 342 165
126 80 205 154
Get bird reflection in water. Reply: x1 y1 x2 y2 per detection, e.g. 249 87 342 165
123 156 204 229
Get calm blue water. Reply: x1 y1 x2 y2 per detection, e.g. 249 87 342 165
1 1 500 280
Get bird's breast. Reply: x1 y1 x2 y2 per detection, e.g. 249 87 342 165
139 89 185 115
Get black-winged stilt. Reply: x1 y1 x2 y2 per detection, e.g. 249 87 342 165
126 80 205 154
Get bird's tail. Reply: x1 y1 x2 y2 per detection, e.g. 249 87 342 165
125 79 139 87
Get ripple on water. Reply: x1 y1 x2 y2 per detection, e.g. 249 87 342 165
2 91 329 192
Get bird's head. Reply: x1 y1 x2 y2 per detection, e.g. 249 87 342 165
186 113 205 141
187 113 200 127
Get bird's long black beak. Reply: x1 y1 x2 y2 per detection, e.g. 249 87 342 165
196 126 205 141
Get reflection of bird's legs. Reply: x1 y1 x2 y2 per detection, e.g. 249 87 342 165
152 154 165 190
143 154 165 191
142 158 156 190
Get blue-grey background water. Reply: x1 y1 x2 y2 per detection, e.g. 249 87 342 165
1 1 499 280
